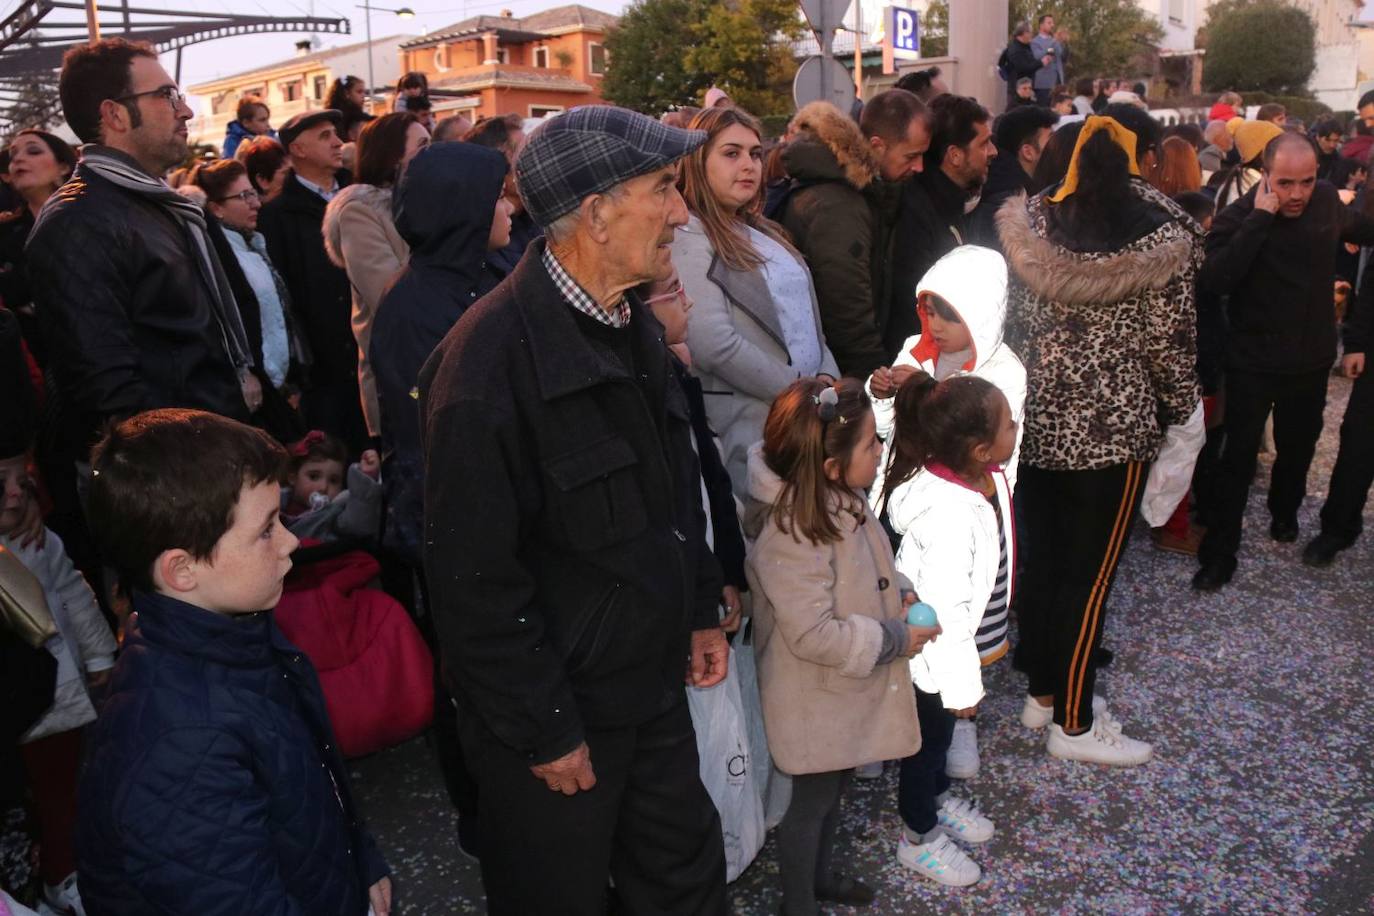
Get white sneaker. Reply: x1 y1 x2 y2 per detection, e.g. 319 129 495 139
854 760 884 780
1047 717 1153 767
1020 694 1107 730
896 831 981 887
43 872 87 916
945 720 979 778
936 796 994 844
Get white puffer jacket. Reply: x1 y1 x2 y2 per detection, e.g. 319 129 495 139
3 529 116 741
886 464 1016 710
868 245 1027 497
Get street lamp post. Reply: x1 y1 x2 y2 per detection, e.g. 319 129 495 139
356 3 415 107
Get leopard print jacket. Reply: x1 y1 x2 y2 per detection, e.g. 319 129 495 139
995 181 1203 471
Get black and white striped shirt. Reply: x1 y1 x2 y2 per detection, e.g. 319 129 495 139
977 492 1010 665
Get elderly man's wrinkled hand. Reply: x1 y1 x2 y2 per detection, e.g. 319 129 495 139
687 627 729 688
530 742 597 796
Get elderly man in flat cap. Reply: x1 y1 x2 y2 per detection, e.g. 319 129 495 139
258 108 369 451
419 106 730 914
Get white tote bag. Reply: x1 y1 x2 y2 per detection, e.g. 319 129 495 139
687 646 766 882
731 620 793 830
1141 400 1206 527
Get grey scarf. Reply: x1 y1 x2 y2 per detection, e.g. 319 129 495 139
76 147 254 370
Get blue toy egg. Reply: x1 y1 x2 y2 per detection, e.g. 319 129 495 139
907 602 938 627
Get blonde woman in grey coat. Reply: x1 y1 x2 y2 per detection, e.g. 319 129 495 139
672 106 838 495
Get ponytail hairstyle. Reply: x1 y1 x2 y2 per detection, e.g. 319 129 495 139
761 377 872 545
1047 128 1133 249
878 373 1003 514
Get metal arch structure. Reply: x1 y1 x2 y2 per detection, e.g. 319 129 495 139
0 1 350 75
0 0 350 132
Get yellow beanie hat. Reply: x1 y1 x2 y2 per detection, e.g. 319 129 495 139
1233 120 1284 166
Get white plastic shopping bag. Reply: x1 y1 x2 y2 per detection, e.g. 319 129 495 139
1141 400 1206 527
731 620 792 829
687 645 766 882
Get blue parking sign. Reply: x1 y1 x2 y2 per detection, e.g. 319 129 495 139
889 6 920 57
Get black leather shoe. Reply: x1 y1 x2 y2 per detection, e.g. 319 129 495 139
815 874 875 907
1192 559 1236 592
1302 533 1350 568
1270 520 1300 543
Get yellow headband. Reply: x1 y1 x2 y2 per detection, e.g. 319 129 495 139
1047 116 1141 203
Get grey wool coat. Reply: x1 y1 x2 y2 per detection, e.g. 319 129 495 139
672 214 838 496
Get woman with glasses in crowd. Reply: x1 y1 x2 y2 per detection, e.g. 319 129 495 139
195 158 309 441
671 105 838 494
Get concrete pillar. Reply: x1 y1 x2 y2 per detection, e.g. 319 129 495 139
482 32 499 66
949 0 1009 113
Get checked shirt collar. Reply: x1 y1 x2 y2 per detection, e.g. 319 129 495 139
542 246 631 329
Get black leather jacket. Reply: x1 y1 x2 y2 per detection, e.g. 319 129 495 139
26 149 246 453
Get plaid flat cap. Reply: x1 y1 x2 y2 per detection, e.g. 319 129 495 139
516 105 707 228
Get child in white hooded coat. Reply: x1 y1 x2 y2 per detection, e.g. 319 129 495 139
868 244 1026 495
866 244 1026 781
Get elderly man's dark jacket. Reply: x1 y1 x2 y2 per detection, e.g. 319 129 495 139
419 238 723 765
26 156 247 454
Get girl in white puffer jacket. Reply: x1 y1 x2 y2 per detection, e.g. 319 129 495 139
877 372 1018 889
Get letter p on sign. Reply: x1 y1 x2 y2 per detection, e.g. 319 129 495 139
886 6 921 60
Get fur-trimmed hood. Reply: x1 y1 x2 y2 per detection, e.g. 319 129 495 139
995 181 1203 306
783 101 878 191
322 183 394 269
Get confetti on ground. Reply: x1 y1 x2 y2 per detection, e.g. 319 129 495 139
350 374 1373 915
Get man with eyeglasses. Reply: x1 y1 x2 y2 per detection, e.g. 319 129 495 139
258 110 368 452
26 38 258 481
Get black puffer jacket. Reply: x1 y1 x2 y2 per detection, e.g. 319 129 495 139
419 238 723 764
26 152 247 454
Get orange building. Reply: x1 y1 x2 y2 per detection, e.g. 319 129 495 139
397 4 618 122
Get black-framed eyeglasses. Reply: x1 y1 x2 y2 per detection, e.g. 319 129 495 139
215 188 260 205
112 85 187 108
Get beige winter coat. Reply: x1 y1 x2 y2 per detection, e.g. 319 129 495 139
323 184 409 437
744 444 920 776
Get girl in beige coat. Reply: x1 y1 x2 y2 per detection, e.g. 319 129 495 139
746 378 936 916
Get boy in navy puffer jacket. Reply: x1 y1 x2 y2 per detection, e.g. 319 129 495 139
75 409 392 916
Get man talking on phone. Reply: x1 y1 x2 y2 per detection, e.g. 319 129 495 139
1193 132 1374 591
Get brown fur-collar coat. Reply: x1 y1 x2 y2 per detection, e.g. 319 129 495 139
996 180 1203 470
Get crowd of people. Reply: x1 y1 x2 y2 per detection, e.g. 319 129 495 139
0 22 1371 916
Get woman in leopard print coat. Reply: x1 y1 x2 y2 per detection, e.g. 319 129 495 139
994 107 1202 767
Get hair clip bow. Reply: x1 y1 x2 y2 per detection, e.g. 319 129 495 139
288 429 326 458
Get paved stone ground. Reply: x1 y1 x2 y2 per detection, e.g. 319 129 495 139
350 374 1373 915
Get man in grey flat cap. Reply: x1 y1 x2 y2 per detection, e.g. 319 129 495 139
418 105 730 914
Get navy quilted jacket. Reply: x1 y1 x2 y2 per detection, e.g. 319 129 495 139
76 592 389 916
